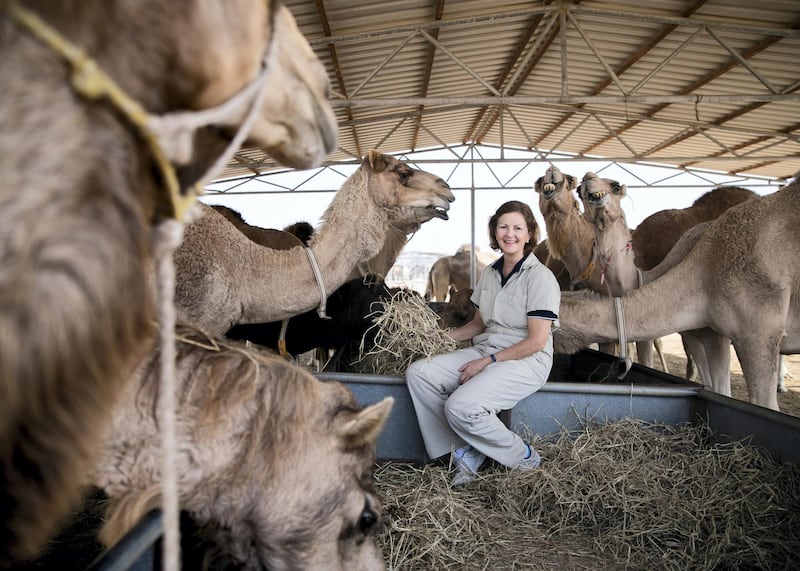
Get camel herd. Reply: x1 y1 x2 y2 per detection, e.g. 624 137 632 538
1 1 796 567
541 166 797 412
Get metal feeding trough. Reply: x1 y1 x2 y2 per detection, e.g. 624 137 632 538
318 349 800 465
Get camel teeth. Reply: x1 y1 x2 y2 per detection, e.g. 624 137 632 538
543 183 556 192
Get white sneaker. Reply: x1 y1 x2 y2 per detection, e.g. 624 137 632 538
450 445 486 487
516 442 541 470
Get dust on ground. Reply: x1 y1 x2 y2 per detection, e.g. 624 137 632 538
653 333 800 418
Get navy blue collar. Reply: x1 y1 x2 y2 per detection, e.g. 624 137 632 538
492 252 530 287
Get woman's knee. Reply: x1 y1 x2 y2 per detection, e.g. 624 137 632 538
444 395 486 432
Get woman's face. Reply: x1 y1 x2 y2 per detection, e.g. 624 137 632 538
495 212 531 257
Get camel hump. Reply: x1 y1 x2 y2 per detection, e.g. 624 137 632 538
692 186 758 216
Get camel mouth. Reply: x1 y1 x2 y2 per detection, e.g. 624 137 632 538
585 189 609 205
430 205 450 220
541 178 564 199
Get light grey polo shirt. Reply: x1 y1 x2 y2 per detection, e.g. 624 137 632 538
470 252 561 357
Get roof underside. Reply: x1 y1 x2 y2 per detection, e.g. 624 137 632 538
219 0 800 184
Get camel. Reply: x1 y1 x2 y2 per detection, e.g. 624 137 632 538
534 240 571 290
174 150 455 336
534 166 597 289
210 204 310 249
424 245 487 301
213 203 418 283
554 179 800 411
631 186 762 382
227 277 474 362
576 173 669 371
93 326 392 569
632 186 758 271
0 0 335 562
535 166 662 368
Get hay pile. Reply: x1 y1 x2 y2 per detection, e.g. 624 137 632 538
349 289 458 375
375 418 800 570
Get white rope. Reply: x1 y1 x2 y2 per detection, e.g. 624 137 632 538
153 219 185 571
613 296 633 379
303 247 330 319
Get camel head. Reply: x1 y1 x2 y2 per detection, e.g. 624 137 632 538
363 150 455 227
534 166 578 200
242 4 338 168
577 172 627 224
170 1 337 170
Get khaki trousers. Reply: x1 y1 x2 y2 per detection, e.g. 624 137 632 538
405 347 548 467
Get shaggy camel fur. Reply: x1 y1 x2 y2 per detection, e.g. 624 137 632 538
424 246 488 301
174 151 454 336
577 172 668 371
94 327 392 569
554 180 800 411
0 0 335 562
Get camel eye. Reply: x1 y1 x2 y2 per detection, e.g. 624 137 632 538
397 168 411 185
611 182 622 194
358 502 380 535
576 184 584 198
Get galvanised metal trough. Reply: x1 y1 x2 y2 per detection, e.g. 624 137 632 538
318 349 800 465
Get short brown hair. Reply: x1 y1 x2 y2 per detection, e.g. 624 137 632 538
488 200 539 256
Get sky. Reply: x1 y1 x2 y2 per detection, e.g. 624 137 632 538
202 150 782 258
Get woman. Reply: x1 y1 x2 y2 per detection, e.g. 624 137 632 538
406 200 560 486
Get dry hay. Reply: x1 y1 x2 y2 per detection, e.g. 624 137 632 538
375 417 800 570
350 289 458 375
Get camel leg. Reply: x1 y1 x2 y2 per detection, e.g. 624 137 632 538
634 340 654 368
598 342 617 356
681 335 699 381
732 337 781 411
653 337 669 373
680 331 710 387
778 355 789 393
695 329 731 397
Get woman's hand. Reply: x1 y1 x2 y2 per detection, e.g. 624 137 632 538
458 355 493 384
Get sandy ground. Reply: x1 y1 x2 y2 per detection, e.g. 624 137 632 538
652 333 800 418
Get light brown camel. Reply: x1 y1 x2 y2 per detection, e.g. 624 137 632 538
424 245 488 301
0 1 335 562
534 166 597 289
174 151 454 336
554 179 800 411
347 219 424 281
632 186 762 382
535 166 662 367
94 327 392 569
576 172 668 371
211 204 417 283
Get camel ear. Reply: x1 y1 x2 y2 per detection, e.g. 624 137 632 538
565 174 577 189
534 176 543 193
365 150 391 172
338 397 394 450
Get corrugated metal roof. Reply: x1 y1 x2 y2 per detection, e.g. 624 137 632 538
218 0 800 184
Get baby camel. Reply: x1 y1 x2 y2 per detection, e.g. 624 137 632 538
555 179 800 411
